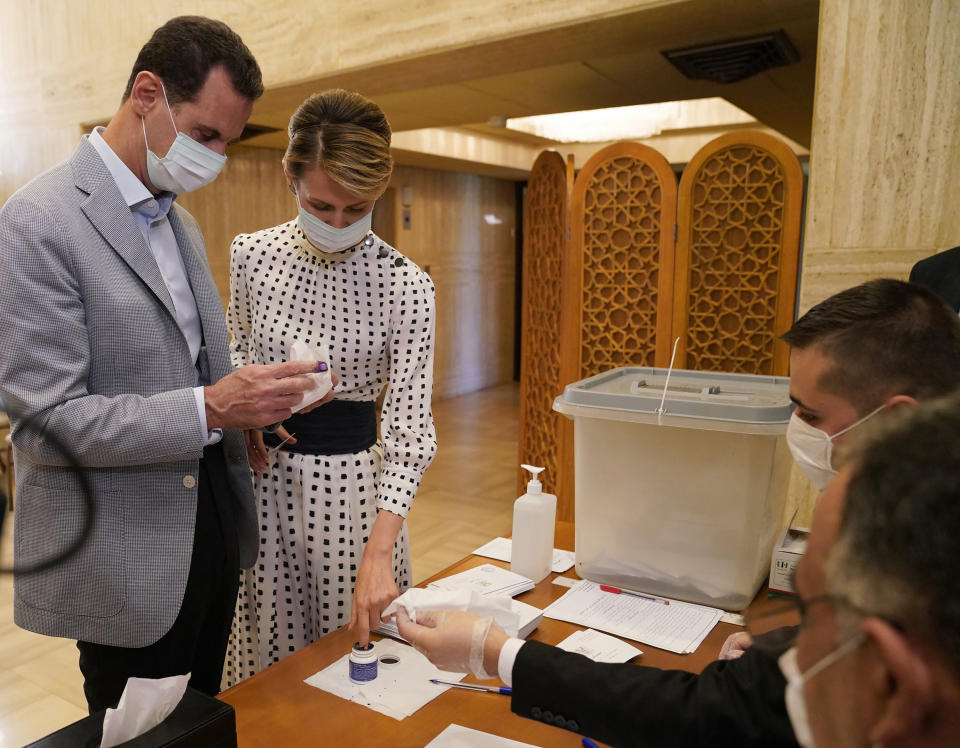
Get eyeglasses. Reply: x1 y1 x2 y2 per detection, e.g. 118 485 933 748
744 581 900 654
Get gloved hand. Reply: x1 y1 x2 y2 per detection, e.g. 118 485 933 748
395 608 508 679
718 631 754 660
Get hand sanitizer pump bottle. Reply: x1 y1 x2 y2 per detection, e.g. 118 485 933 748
510 464 557 583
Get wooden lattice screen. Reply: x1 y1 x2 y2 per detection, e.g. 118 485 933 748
519 135 803 521
673 131 803 375
517 151 574 502
567 143 678 380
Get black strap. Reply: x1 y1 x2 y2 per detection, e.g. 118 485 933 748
263 400 377 455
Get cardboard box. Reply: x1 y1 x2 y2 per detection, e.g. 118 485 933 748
768 525 810 595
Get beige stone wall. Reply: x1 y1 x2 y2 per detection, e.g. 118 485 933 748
784 0 960 527
0 0 676 203
798 0 960 312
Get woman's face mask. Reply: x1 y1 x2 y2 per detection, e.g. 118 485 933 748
786 404 885 490
292 182 374 254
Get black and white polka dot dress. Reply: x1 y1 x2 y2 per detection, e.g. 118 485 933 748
222 220 436 686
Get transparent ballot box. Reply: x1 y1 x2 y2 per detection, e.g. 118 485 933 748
554 367 793 610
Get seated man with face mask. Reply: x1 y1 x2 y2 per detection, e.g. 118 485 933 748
786 392 960 748
396 279 960 748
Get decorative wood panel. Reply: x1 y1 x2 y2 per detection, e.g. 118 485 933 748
387 165 517 401
568 143 678 379
559 144 676 521
673 131 803 375
518 151 573 508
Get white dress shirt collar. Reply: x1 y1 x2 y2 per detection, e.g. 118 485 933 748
87 127 174 216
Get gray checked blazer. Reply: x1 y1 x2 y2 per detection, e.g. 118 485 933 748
0 136 256 647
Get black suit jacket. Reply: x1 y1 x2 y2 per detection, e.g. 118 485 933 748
511 639 799 748
909 246 960 311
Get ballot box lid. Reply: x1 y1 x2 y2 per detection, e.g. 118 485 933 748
554 366 792 433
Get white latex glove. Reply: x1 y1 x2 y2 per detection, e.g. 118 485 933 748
718 631 754 660
395 608 506 679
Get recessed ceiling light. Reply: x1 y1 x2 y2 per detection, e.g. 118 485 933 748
505 97 754 144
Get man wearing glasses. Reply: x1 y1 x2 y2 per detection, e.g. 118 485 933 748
785 394 960 747
397 279 960 747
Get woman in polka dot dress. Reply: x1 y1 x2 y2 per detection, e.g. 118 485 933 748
223 90 436 685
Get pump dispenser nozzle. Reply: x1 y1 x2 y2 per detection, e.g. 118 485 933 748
520 464 545 494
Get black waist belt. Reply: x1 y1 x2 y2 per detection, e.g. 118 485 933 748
263 400 377 455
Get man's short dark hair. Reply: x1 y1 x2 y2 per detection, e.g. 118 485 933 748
781 279 960 413
830 392 960 677
121 16 263 104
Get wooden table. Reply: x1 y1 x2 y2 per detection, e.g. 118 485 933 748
220 522 796 747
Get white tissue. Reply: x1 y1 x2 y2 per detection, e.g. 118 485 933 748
289 339 334 411
100 673 189 748
382 588 521 637
304 639 465 721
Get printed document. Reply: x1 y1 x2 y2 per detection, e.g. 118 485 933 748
543 580 722 654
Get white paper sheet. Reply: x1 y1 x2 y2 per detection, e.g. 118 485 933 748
427 563 534 598
472 537 576 573
304 639 466 720
554 628 643 663
426 724 543 747
381 589 520 636
543 580 723 654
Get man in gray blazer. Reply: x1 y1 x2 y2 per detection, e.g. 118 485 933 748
0 17 325 712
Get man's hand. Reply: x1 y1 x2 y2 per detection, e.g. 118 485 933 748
395 609 508 677
718 631 754 660
204 360 323 430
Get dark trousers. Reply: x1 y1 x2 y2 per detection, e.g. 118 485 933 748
77 444 240 713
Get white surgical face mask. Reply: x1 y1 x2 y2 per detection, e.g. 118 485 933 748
142 81 226 194
779 638 865 748
786 404 885 491
294 186 373 253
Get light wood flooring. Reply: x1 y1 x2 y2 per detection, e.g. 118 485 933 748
0 383 519 745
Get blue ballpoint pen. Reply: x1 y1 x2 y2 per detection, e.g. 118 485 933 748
430 678 512 695
582 738 601 748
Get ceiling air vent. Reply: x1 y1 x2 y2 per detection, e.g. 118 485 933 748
662 30 800 84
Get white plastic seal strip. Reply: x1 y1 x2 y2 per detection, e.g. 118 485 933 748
657 337 681 426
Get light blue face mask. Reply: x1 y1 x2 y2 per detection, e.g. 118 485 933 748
294 185 373 253
142 81 226 194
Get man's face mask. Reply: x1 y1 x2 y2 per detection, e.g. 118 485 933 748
786 404 885 491
779 638 865 748
141 80 226 194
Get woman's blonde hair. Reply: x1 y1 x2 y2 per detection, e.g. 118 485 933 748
284 89 393 198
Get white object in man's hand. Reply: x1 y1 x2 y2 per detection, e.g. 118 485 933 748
204 360 329 430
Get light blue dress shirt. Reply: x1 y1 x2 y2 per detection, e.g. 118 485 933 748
88 127 219 444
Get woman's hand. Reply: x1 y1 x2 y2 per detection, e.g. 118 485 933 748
350 550 399 646
349 509 406 645
244 428 267 472
299 371 340 413
244 426 297 473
